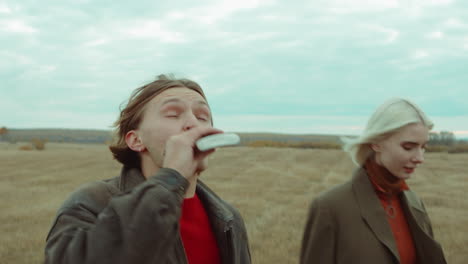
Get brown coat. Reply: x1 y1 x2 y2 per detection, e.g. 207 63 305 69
45 167 251 264
300 167 447 264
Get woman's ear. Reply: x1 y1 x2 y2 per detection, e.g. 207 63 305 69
125 130 146 152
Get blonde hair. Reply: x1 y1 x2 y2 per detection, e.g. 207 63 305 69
342 98 433 166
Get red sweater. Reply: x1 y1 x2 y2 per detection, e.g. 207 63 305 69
365 159 417 264
179 193 221 264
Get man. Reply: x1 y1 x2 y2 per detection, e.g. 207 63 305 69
45 74 251 264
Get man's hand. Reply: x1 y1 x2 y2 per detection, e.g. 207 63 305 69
162 127 223 180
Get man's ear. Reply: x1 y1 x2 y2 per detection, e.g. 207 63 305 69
370 143 381 152
125 130 146 152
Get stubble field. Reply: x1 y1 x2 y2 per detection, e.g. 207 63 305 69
0 142 466 263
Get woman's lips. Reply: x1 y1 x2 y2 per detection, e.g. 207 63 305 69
404 167 415 174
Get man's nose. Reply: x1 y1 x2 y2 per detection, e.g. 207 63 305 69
182 114 198 131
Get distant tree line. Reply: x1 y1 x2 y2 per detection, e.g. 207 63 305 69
429 131 457 146
0 126 8 141
0 127 112 144
0 127 465 148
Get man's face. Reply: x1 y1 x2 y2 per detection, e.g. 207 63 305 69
374 123 429 180
137 87 212 169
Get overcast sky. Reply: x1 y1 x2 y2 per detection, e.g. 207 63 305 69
1 0 467 138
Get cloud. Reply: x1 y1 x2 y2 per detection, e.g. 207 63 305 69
4 109 116 130
453 130 468 137
83 38 109 47
0 3 11 13
38 65 56 74
325 0 399 14
214 115 369 135
212 114 468 136
1 0 468 134
122 19 186 42
443 18 467 28
320 0 456 18
431 116 468 137
426 31 444 39
428 0 453 6
412 50 430 59
0 51 55 79
0 18 37 34
364 24 400 44
166 11 186 20
189 0 273 24
0 51 33 66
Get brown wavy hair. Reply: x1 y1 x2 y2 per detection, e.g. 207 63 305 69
109 74 207 168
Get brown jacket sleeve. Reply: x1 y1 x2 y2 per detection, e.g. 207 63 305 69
300 197 336 264
45 168 188 264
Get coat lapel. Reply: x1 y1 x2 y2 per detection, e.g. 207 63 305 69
352 168 400 262
401 191 432 235
400 191 448 264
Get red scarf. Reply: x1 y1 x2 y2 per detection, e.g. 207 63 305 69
364 158 417 264
365 158 409 195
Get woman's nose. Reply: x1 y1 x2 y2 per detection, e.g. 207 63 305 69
412 149 425 164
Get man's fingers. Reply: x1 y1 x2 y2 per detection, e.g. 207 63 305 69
195 148 215 160
162 127 222 179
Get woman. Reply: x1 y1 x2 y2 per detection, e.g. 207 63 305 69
300 98 447 264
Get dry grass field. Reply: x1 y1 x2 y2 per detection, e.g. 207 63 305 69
0 142 467 263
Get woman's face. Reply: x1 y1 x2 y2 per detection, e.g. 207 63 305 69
372 123 429 180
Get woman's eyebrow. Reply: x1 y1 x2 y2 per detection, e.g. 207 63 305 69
402 141 428 146
402 141 418 145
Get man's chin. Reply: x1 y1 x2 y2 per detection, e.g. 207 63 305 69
195 162 208 176
195 167 207 176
